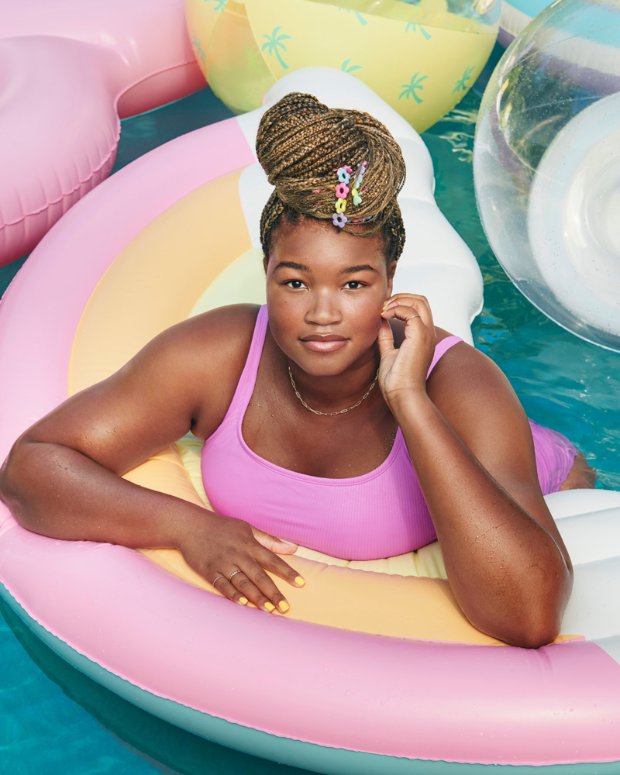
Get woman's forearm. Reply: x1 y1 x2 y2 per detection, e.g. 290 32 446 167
392 392 572 648
0 439 205 549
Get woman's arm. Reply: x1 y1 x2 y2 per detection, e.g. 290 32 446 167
0 306 302 612
379 295 572 648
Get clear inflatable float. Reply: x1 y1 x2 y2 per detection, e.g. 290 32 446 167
498 0 555 46
474 0 620 352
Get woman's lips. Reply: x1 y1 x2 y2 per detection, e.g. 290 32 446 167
300 335 348 353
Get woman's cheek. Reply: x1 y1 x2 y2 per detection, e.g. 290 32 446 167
347 293 384 328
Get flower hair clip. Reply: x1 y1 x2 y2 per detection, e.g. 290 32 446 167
332 161 368 228
334 165 352 224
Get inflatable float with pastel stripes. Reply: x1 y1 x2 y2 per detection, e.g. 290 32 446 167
1 69 619 773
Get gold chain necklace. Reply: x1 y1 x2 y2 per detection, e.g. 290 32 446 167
287 365 380 416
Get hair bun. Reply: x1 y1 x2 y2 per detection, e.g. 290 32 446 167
256 91 406 263
256 93 328 181
256 92 337 196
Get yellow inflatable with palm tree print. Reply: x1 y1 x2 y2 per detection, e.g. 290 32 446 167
186 0 499 132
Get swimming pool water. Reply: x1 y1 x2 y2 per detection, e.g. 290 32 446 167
1 59 618 773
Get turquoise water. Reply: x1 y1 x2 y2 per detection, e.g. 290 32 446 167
1 58 619 773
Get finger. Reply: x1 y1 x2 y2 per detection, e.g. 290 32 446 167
384 292 429 306
383 294 432 321
381 304 423 320
257 546 306 590
376 319 396 358
233 560 291 614
251 529 305 587
219 568 277 613
383 294 430 310
253 528 298 555
381 303 428 326
212 574 250 607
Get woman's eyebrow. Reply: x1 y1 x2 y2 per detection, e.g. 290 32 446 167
273 261 310 272
342 264 377 274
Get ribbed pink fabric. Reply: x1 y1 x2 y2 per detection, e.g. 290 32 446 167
531 421 578 493
201 307 577 559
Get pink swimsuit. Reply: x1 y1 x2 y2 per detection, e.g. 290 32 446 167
201 306 577 560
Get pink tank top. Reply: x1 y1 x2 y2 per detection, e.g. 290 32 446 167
201 306 462 560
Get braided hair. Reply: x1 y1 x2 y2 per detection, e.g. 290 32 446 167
256 92 406 264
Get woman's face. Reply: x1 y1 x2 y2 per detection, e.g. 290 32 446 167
265 218 395 377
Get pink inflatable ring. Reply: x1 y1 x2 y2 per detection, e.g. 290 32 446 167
0 0 204 266
1 69 619 773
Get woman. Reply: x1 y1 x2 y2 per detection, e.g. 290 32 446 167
0 93 593 648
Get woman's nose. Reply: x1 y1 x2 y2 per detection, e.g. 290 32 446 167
305 290 342 326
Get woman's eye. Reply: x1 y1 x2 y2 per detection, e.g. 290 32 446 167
345 281 364 290
285 279 305 289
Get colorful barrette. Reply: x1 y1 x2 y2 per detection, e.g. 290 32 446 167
332 161 369 228
334 166 352 217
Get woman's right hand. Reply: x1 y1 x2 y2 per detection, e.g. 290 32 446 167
178 512 304 614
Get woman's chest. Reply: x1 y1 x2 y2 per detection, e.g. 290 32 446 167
241 387 398 479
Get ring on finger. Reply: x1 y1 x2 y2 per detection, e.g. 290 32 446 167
228 568 243 581
212 574 225 586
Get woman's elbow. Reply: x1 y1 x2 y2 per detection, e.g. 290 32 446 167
482 608 561 649
0 435 42 519
507 621 561 649
472 569 573 649
503 580 573 649
0 439 24 501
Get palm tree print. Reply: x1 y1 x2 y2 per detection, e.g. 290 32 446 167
405 22 431 40
399 73 428 104
341 58 362 74
261 27 292 70
453 66 474 94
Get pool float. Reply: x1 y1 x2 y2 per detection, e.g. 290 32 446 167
474 0 620 352
1 68 620 773
0 0 205 267
185 0 500 133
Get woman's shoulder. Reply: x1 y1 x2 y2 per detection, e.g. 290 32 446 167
427 327 525 430
127 304 262 439
429 326 507 387
150 304 261 364
188 303 260 342
430 327 496 374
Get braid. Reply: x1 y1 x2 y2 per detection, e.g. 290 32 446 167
256 93 406 263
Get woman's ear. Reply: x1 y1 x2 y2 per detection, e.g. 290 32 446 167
386 261 397 295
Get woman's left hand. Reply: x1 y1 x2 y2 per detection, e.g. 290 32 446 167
377 293 436 408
